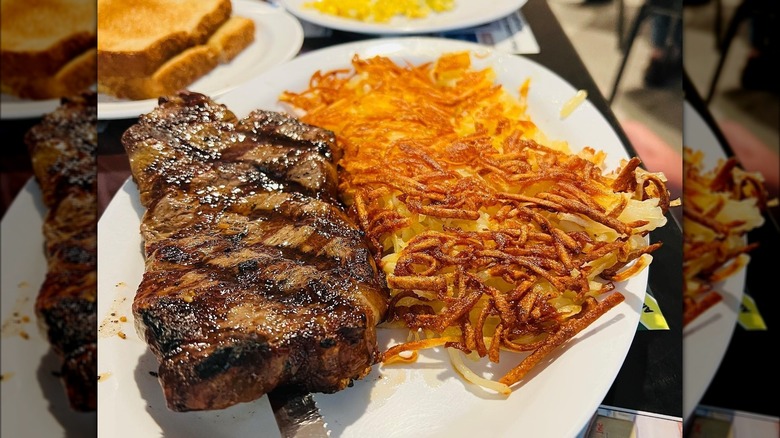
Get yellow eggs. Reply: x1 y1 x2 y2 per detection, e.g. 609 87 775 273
305 0 455 23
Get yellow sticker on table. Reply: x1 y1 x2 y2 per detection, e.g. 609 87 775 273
639 293 669 330
738 294 767 330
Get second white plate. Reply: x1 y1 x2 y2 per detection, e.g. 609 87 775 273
278 0 528 35
1 178 98 437
682 100 745 421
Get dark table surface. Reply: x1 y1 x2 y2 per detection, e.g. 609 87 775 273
1 0 684 423
0 118 39 219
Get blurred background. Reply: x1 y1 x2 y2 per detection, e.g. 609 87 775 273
684 0 779 225
550 0 779 435
685 0 777 144
549 0 685 218
550 0 779 223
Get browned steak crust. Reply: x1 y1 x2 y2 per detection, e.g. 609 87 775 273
25 92 97 412
122 91 388 412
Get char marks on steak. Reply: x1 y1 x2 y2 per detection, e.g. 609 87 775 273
25 92 98 412
121 91 388 412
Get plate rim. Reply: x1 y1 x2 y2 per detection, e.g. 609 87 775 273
0 97 62 121
277 0 528 35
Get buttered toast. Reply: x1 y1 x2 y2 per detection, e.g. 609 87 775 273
97 0 255 100
97 0 231 77
1 0 97 99
1 49 97 100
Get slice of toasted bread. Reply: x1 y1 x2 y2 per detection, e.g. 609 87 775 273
98 46 217 100
97 0 232 78
98 15 255 100
1 0 96 79
1 48 97 100
208 15 255 63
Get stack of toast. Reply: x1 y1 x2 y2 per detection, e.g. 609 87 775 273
97 0 256 100
1 0 97 100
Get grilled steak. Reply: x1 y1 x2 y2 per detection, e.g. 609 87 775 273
25 92 98 412
121 91 388 412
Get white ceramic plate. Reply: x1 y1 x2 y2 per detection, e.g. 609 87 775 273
96 0 304 120
0 96 61 120
278 0 527 35
682 100 745 421
0 178 97 437
97 37 649 438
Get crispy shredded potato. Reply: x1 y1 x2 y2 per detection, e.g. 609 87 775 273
304 0 455 23
560 89 587 119
682 147 773 326
280 52 672 393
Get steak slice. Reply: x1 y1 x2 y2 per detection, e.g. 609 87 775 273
25 92 98 412
121 91 388 412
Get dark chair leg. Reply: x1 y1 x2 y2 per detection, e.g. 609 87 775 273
618 0 626 50
715 0 723 48
705 0 751 103
610 3 650 104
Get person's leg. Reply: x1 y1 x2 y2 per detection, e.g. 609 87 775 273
644 13 682 86
621 119 683 200
650 13 670 54
670 11 683 59
718 120 779 199
741 5 779 92
748 5 777 53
